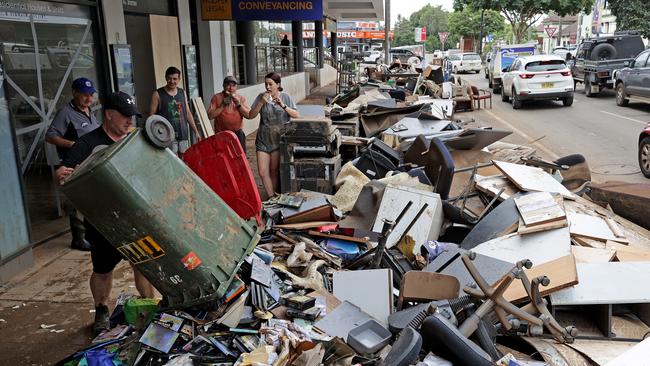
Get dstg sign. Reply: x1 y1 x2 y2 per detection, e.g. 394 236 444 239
202 0 323 21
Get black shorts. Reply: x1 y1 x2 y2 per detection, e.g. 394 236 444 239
86 222 125 274
234 129 247 153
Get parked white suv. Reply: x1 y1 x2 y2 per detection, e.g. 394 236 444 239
448 52 482 73
363 50 384 64
501 55 574 109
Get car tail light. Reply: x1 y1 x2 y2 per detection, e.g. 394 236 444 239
597 71 609 77
561 70 571 76
519 74 535 79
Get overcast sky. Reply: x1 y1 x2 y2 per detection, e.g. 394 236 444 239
390 0 455 25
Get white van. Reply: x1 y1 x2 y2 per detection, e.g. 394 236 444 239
488 43 538 93
448 52 482 73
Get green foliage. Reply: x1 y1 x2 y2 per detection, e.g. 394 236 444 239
454 0 594 42
449 8 506 50
607 0 650 39
392 5 455 50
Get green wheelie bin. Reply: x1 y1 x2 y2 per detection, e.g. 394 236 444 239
61 128 260 308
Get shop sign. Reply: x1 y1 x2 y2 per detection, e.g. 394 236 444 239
0 0 88 24
202 0 323 21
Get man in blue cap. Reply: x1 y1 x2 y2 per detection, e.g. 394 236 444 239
46 77 100 251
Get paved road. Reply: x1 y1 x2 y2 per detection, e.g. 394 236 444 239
460 71 650 184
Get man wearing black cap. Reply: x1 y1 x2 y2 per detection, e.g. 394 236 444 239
207 75 251 151
56 91 155 334
46 77 100 251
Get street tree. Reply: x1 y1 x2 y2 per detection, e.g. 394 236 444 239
607 0 650 39
449 8 506 52
393 5 455 50
453 0 594 43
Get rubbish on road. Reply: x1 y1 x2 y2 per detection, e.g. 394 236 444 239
50 63 650 366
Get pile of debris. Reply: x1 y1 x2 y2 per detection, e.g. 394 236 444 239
58 88 650 366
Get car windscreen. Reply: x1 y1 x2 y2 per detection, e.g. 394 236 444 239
525 60 566 71
463 54 480 60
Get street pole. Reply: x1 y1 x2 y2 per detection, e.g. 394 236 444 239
557 16 563 46
479 8 485 56
384 0 390 60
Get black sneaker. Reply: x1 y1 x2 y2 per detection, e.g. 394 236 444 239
71 238 92 251
93 305 110 334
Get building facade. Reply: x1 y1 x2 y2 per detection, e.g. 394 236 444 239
0 0 383 281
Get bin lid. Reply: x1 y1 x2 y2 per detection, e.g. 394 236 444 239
183 131 262 225
65 130 141 183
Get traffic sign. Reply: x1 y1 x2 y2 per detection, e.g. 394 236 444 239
438 31 449 44
545 26 558 38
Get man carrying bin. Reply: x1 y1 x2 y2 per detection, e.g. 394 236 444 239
55 91 155 334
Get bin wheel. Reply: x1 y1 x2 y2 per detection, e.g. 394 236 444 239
144 115 175 149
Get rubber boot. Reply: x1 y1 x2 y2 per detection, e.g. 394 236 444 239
70 210 91 251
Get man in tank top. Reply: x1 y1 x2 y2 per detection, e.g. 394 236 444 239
149 66 201 155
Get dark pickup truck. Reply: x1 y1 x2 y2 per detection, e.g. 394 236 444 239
569 32 645 97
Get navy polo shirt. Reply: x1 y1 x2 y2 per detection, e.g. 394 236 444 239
46 100 99 160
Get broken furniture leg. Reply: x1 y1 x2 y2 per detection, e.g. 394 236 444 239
520 274 578 343
459 253 544 337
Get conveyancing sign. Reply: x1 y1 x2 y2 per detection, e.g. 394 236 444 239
201 0 323 21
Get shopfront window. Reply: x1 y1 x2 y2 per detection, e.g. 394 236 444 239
0 0 101 242
0 0 100 171
254 21 295 80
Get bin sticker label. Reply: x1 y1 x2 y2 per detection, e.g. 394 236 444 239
181 251 202 271
117 235 165 264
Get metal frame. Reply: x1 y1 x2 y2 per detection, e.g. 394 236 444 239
5 17 92 174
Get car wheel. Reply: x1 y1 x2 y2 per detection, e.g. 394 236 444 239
563 94 574 106
492 83 501 94
512 88 522 109
616 83 629 106
501 90 510 102
639 136 650 178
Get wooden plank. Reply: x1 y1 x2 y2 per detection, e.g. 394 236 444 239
568 212 628 243
497 254 578 304
572 235 607 249
472 227 571 265
149 15 182 87
550 262 650 305
192 97 214 137
492 160 574 198
514 192 566 226
571 246 616 263
609 241 650 262
566 196 650 251
474 174 519 201
273 221 338 230
518 217 568 235
307 231 369 244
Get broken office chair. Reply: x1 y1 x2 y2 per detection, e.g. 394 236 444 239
470 85 492 110
424 137 455 200
396 271 460 310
